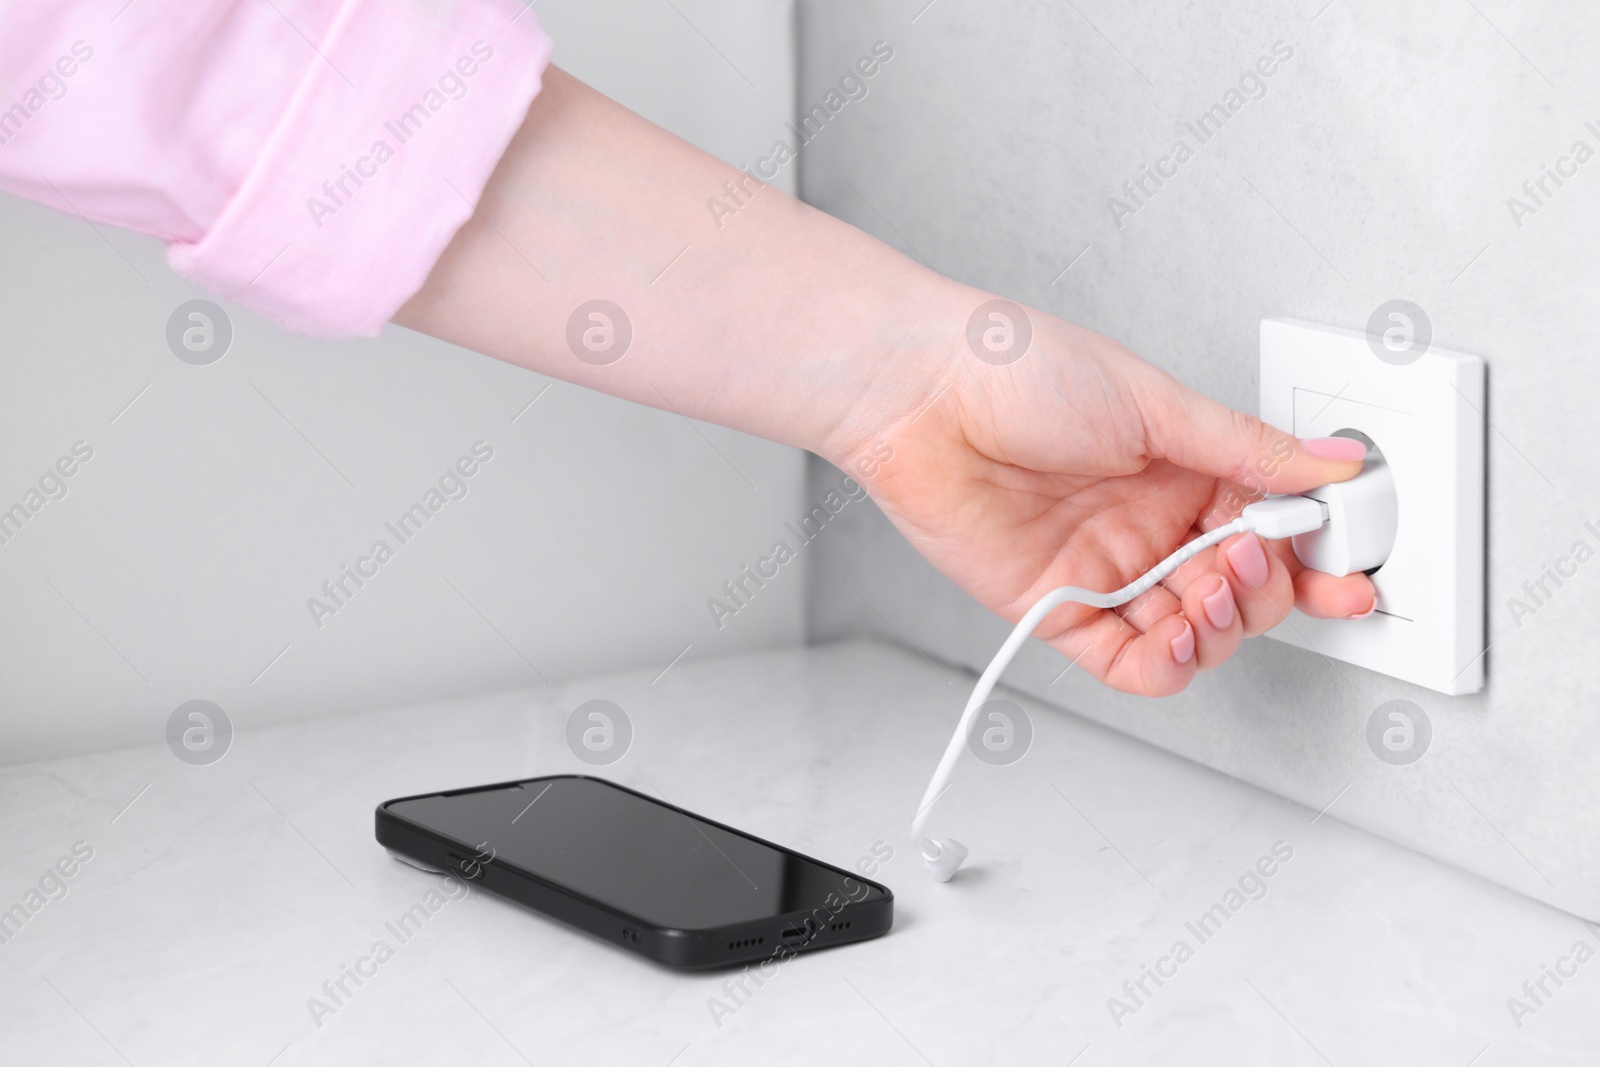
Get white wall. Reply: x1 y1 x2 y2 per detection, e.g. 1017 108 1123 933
0 0 803 765
799 0 1600 920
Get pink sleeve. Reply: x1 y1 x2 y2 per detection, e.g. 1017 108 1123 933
0 0 553 338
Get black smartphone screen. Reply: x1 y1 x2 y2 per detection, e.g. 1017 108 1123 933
384 776 886 932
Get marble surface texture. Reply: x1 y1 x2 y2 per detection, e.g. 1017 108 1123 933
2 641 1595 1065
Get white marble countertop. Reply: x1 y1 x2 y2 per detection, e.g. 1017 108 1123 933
3 640 1595 1065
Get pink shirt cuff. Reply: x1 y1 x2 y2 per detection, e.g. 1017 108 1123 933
169 2 552 337
0 0 552 339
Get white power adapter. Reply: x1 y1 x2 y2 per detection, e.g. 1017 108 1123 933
1289 448 1398 577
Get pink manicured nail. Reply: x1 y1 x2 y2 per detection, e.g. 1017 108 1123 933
1227 535 1270 588
1170 621 1195 664
1300 436 1368 462
1348 596 1377 620
1202 579 1235 630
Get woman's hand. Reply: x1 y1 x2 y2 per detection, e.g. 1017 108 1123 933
833 296 1376 696
397 68 1372 697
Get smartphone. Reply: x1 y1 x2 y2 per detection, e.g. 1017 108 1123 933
375 774 893 970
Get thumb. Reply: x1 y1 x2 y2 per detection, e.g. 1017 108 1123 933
1137 368 1366 494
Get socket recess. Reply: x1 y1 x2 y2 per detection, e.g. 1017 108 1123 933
1259 318 1485 695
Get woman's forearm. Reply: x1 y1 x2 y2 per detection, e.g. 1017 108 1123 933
396 64 1380 698
395 65 960 465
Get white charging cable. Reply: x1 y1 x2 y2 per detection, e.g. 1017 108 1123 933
912 494 1331 881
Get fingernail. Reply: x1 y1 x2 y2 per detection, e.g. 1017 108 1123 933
1300 437 1368 462
1348 596 1377 620
1202 578 1235 630
1226 535 1270 588
1170 621 1195 664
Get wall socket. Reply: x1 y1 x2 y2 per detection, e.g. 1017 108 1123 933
1259 318 1486 695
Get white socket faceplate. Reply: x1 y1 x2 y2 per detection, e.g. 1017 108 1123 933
1259 318 1485 695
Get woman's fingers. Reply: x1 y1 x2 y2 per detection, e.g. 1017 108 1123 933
1151 551 1245 673
1292 567 1377 619
1049 572 1240 695
1046 507 1368 696
1217 531 1296 636
1132 363 1367 496
1056 609 1198 697
1112 584 1181 635
1261 536 1380 618
1112 572 1237 671
1180 573 1243 670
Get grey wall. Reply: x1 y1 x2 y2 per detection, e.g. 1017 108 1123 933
0 0 804 765
799 0 1600 919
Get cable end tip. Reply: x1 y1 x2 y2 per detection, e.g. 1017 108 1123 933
923 838 968 881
